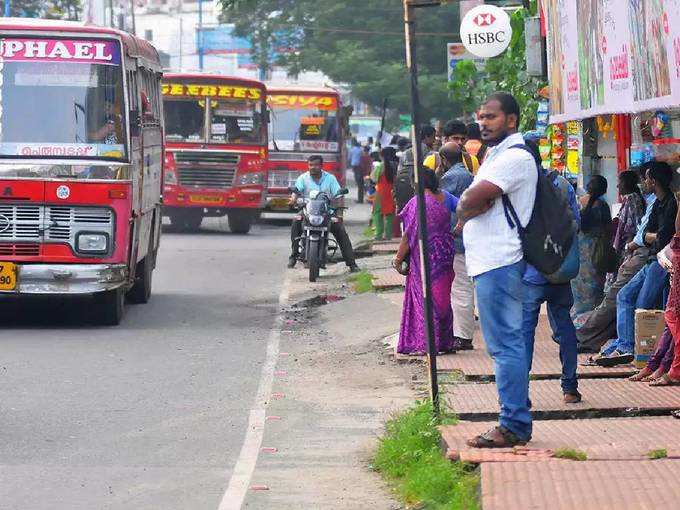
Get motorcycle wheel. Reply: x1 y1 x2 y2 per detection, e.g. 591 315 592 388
308 238 320 282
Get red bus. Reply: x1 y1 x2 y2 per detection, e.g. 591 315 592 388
0 19 164 325
161 74 268 233
265 86 347 212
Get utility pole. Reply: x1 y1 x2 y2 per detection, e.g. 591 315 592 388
197 0 204 71
403 0 441 416
4 0 9 17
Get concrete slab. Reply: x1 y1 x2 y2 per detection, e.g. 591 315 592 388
370 269 405 290
441 417 680 463
319 293 402 347
438 315 635 379
482 460 680 510
444 378 680 420
371 242 400 254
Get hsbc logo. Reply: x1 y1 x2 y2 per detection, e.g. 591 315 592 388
460 5 512 58
473 13 496 27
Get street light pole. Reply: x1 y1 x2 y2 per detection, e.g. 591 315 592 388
198 0 204 71
4 0 10 17
403 0 440 416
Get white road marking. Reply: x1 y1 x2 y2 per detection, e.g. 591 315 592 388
217 274 290 510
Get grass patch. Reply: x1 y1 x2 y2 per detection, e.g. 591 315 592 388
363 225 375 239
647 448 668 459
373 400 479 510
553 448 587 461
348 271 374 293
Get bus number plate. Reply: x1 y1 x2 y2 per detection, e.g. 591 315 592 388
0 262 17 291
190 194 223 204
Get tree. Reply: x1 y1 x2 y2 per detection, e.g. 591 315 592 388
8 0 81 19
448 6 547 131
220 0 463 124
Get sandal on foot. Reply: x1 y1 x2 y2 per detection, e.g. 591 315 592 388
649 374 680 386
466 426 529 448
629 368 654 381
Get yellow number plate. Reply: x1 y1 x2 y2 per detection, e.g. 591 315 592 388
190 194 224 204
0 262 17 291
269 198 290 210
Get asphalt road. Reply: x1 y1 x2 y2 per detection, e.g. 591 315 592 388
0 217 292 509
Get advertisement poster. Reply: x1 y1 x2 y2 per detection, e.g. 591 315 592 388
546 0 680 122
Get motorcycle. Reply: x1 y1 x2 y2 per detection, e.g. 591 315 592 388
291 187 349 282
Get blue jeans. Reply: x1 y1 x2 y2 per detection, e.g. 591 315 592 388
522 282 578 394
603 261 669 355
474 261 531 440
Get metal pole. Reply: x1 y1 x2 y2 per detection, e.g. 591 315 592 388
378 97 388 148
4 0 9 17
403 0 439 416
198 0 204 71
129 0 136 35
109 0 114 27
179 17 183 70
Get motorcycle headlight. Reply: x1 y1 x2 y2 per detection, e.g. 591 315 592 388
239 172 264 185
76 232 109 254
309 214 324 226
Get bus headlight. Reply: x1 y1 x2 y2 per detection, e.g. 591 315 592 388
239 172 264 185
164 170 177 185
77 233 109 254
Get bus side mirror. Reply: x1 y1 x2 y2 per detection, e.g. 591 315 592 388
129 109 141 137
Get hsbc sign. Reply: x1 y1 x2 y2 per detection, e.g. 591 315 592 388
460 5 512 58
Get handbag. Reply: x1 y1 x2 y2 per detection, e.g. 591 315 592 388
591 228 619 274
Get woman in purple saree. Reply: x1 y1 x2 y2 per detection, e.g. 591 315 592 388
392 169 457 354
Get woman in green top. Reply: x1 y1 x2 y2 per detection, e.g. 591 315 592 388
370 147 398 240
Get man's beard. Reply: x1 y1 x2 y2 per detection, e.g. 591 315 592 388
483 130 509 147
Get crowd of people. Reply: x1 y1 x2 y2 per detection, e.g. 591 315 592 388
383 90 680 448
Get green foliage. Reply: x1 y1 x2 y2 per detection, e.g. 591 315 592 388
553 448 588 461
373 400 479 510
219 0 464 121
10 0 81 19
448 7 547 131
647 448 668 459
348 271 374 294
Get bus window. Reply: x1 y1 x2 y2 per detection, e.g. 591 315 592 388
164 98 205 142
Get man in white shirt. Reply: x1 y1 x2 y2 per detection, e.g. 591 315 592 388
457 92 537 448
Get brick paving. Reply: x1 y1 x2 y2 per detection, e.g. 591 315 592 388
370 269 405 290
481 460 680 510
438 315 635 379
444 378 680 419
441 417 680 462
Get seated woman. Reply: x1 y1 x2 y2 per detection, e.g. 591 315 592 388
629 327 674 382
392 168 457 355
571 176 612 325
650 191 680 385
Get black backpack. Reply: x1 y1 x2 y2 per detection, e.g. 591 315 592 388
501 144 577 276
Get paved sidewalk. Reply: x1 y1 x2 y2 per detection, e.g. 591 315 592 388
437 312 680 508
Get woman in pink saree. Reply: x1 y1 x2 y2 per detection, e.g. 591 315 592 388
392 168 457 354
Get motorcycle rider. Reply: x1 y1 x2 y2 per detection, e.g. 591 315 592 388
288 155 360 273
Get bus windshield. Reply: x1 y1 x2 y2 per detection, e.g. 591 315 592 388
269 94 339 153
0 37 127 160
163 83 266 146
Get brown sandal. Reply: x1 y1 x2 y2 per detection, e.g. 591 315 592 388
629 367 654 381
466 426 529 448
649 374 680 386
